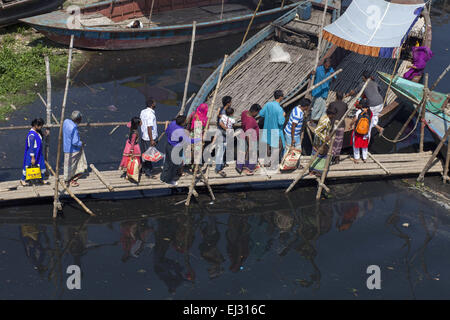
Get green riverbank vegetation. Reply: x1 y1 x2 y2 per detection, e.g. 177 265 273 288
0 24 84 121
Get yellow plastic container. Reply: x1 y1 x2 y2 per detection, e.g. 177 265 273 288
25 167 42 181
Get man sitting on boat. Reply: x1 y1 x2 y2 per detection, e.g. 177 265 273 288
127 20 143 29
310 58 336 123
345 71 384 135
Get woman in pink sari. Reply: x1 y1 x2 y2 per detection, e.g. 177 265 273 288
119 117 142 175
403 46 433 81
186 103 208 166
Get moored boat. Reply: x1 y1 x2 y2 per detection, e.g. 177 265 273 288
378 71 449 144
20 0 304 50
0 0 64 28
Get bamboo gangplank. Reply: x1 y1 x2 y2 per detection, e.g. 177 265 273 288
90 164 114 192
0 152 443 203
45 161 95 216
368 152 391 175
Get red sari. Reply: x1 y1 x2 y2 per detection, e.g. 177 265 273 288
119 132 141 170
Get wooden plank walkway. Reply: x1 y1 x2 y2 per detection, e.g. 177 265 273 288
0 152 442 203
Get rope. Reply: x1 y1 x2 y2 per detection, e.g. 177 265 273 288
379 104 424 143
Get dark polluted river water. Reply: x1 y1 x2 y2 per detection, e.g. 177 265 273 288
0 7 449 299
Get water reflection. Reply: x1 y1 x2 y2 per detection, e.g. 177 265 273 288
2 181 445 299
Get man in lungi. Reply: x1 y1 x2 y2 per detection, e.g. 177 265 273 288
310 58 337 123
328 92 347 164
63 110 88 187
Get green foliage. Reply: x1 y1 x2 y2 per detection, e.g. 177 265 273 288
0 36 72 120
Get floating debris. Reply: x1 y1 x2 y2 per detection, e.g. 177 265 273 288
107 105 118 112
402 223 410 228
137 269 146 274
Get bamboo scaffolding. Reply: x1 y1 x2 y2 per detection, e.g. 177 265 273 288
52 35 74 219
417 126 450 183
241 0 262 45
185 55 228 206
46 161 95 216
180 21 196 116
285 79 370 193
419 74 429 153
315 133 335 200
90 164 114 192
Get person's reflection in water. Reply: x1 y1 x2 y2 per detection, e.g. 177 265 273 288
199 216 225 279
153 217 185 295
120 220 153 262
273 210 294 254
64 226 89 269
335 200 373 231
226 215 250 273
173 214 196 281
20 225 49 275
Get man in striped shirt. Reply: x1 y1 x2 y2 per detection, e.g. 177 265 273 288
284 98 311 155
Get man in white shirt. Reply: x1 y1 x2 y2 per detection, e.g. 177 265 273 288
140 98 158 177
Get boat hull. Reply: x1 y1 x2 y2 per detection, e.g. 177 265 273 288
21 3 298 50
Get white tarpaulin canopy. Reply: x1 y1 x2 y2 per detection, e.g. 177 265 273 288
323 0 425 57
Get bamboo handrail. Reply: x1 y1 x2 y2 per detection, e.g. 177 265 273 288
0 121 168 131
180 21 196 116
241 0 262 45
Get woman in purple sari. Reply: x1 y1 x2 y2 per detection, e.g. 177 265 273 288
403 46 433 81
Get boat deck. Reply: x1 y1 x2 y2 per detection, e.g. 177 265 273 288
206 39 317 120
284 9 332 36
0 152 442 204
77 3 254 28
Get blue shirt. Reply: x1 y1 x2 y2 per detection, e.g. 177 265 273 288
63 119 82 153
259 100 285 148
166 121 199 147
284 106 304 138
311 65 336 99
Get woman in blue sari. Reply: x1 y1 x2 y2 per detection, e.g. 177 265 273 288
21 118 46 186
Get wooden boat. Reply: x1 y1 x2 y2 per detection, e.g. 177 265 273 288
20 0 303 50
187 0 341 120
0 0 64 28
378 71 449 143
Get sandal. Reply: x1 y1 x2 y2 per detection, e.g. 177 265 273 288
20 180 28 187
70 180 79 187
217 170 227 178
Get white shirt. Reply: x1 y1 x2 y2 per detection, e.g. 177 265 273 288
140 107 158 141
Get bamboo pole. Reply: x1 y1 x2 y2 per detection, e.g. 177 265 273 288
314 177 330 193
180 21 196 116
185 55 228 206
309 0 329 90
282 69 342 107
382 41 404 107
220 0 224 20
315 133 335 200
419 73 429 153
90 164 114 192
393 101 423 141
241 0 262 45
148 0 155 23
37 93 59 125
285 79 370 193
368 152 391 175
0 121 167 131
430 64 450 92
44 56 52 125
444 137 450 183
417 126 450 183
180 92 196 116
46 161 95 216
52 35 74 219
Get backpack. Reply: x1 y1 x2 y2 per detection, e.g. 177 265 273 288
355 110 371 135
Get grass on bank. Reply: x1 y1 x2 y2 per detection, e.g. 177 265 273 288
0 24 81 121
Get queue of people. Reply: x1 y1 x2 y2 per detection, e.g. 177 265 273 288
20 65 385 187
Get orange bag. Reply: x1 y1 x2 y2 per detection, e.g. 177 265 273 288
355 110 370 135
126 157 140 182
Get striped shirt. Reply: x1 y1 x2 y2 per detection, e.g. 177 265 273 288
284 106 304 137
